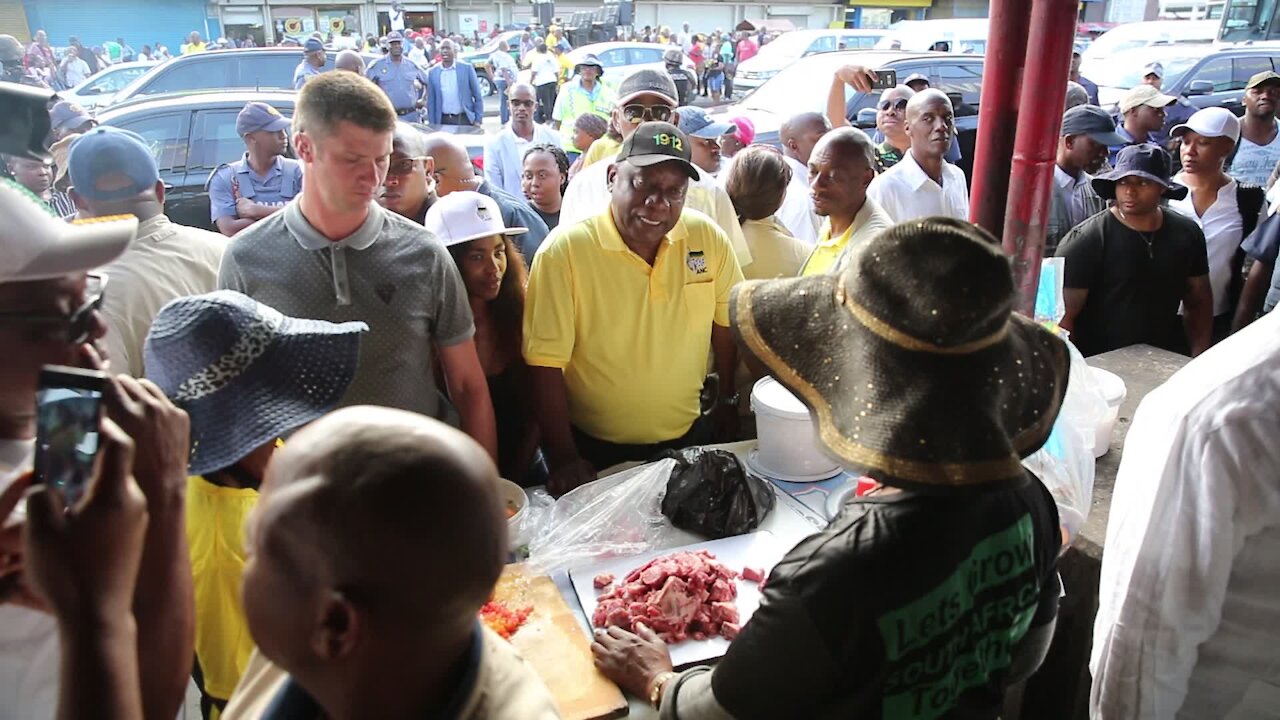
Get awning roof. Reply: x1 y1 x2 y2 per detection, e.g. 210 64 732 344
736 18 797 33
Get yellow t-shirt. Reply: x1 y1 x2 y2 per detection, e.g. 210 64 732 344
801 218 856 276
523 208 744 444
741 216 809 280
579 136 622 168
186 476 259 701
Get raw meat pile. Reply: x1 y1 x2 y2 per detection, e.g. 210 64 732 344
591 550 760 643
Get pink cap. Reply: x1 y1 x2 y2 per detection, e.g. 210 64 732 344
729 116 755 146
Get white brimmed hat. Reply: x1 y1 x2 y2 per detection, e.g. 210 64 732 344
425 191 527 247
1171 106 1240 143
0 179 135 284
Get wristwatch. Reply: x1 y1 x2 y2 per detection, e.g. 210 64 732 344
717 392 741 407
649 670 677 709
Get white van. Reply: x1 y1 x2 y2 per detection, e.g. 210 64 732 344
735 29 886 93
872 19 990 54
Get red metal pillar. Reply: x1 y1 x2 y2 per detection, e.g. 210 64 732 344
1002 0 1081 316
967 0 1032 237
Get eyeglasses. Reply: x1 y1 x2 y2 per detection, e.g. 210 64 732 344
387 156 427 177
509 99 535 108
621 104 674 124
0 273 108 344
878 98 908 112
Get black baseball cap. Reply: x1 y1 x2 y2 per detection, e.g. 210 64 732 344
616 122 699 179
1061 104 1126 146
616 69 678 106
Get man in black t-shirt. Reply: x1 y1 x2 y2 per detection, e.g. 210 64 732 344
591 218 1069 719
1058 144 1213 357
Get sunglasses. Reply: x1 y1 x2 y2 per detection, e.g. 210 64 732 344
878 98 908 112
621 104 674 124
0 273 107 344
387 156 427 177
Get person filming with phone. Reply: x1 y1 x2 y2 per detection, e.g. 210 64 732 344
0 181 195 720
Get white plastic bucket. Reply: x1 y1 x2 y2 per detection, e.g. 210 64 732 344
1087 367 1127 458
750 377 840 480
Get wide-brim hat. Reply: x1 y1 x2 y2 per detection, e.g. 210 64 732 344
575 53 604 75
0 179 134 284
143 291 367 475
1091 144 1187 201
731 217 1069 488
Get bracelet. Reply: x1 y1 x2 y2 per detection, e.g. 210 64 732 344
717 392 741 407
649 670 677 709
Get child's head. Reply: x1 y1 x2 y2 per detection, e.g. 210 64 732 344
572 113 608 153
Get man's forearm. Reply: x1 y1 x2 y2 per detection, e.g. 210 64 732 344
455 380 499 462
216 216 255 237
711 324 738 400
826 76 850 129
1233 261 1271 332
58 615 143 720
530 366 578 467
1183 302 1213 356
132 504 194 720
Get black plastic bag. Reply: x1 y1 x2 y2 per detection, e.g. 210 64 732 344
658 448 775 539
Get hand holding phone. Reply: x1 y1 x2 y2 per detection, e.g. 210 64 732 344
870 69 898 90
34 366 108 507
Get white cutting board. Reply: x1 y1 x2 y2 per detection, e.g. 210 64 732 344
569 531 788 669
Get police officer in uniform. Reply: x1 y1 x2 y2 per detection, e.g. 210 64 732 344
294 37 326 90
664 47 696 107
0 35 46 88
206 102 303 237
366 30 430 123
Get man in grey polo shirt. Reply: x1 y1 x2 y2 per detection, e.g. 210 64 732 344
217 71 498 459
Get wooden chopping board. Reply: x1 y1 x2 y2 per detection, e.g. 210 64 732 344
492 564 628 720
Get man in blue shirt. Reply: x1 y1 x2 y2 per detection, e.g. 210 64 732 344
293 38 325 89
367 31 430 123
427 39 485 126
207 102 303 236
1109 84 1175 165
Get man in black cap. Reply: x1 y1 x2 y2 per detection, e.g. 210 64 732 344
207 102 303 236
1057 144 1213 357
525 122 744 495
593 217 1067 719
1046 105 1124 256
294 37 326 89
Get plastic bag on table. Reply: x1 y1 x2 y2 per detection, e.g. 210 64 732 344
508 487 555 562
657 447 775 539
526 459 701 574
1022 339 1108 545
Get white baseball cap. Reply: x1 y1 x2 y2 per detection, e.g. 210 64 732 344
424 191 527 247
1119 84 1176 113
1142 62 1164 79
0 179 136 285
1171 106 1241 143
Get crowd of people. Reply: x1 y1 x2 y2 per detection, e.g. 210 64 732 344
0 15 1279 720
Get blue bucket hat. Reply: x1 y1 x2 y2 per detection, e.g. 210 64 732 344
143 291 367 475
1091 144 1187 201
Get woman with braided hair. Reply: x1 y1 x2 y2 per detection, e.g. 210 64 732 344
521 143 570 231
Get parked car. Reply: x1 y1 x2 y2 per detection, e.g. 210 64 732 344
873 18 990 54
60 60 157 110
711 50 983 182
107 48 380 107
96 91 484 231
1088 44 1278 114
735 29 886 93
460 30 525 95
558 42 695 93
1080 19 1218 65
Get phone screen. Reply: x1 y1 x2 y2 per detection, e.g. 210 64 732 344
34 370 106 506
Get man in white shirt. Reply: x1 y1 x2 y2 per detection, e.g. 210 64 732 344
525 39 560 124
867 89 970 223
484 82 561 197
408 36 429 67
1091 307 1280 720
776 112 828 246
1169 107 1268 343
58 46 89 88
1228 71 1280 187
558 70 752 271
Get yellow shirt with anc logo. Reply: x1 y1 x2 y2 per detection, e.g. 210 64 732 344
801 219 855 277
579 136 622 168
186 476 259 702
523 208 744 444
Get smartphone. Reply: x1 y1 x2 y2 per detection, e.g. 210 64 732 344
34 366 108 507
871 69 898 90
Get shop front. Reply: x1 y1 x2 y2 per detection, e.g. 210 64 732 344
268 4 366 42
844 0 931 28
375 2 440 36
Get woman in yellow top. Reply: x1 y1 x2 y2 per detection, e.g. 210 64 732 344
724 145 809 280
143 291 366 717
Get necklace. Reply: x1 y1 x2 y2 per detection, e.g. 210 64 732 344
1116 208 1160 259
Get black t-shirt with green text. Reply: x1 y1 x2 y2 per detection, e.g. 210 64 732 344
710 472 1061 720
1055 208 1209 357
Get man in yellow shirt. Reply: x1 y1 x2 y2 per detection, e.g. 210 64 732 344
525 122 745 496
143 291 366 715
800 127 893 275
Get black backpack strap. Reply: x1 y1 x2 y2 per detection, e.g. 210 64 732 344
1238 183 1265 239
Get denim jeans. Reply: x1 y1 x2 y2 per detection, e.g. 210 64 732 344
496 78 509 125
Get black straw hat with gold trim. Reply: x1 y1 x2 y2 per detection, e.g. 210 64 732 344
731 217 1069 488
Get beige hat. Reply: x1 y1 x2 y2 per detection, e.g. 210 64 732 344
1119 84 1176 113
49 134 80 191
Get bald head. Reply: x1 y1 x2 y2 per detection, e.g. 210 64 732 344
812 126 877 172
335 49 364 73
251 407 505 628
780 111 831 165
906 89 953 121
905 89 956 161
423 133 477 195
